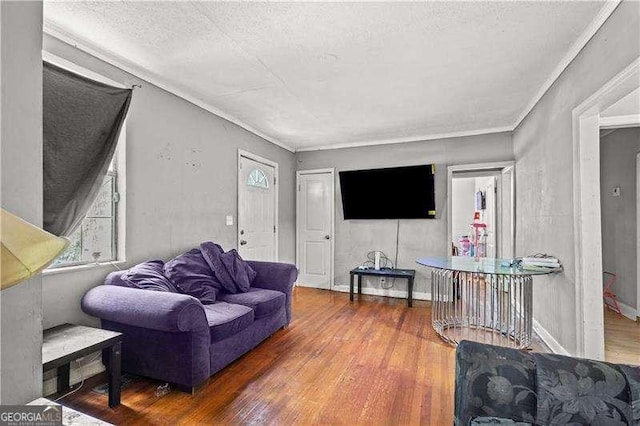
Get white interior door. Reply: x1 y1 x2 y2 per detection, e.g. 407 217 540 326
238 153 277 261
296 170 334 289
482 176 497 258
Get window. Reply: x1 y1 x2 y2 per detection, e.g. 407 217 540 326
50 160 120 267
247 168 269 189
43 52 127 270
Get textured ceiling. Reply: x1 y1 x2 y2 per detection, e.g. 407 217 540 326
44 1 607 151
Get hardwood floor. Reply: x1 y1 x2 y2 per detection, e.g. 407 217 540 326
604 308 640 366
60 287 545 425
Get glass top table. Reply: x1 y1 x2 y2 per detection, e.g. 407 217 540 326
416 256 554 349
416 256 554 276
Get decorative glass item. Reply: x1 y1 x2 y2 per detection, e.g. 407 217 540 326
247 168 269 189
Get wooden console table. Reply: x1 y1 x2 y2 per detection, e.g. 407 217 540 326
349 267 416 307
43 324 123 408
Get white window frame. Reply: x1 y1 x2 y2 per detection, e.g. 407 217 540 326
42 52 127 273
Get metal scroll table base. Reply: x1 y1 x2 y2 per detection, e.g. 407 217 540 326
431 269 533 349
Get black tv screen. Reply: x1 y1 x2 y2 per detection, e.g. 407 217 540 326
339 165 436 219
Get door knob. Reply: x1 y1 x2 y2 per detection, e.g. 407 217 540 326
240 240 247 245
324 235 330 240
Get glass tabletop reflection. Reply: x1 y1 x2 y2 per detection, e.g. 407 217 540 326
416 256 554 276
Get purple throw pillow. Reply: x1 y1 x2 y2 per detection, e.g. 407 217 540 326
199 242 238 293
163 249 220 304
121 260 178 293
200 242 256 293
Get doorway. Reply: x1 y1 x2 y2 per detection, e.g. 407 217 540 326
296 169 335 289
237 150 278 261
598 125 640 366
447 162 515 259
573 58 639 360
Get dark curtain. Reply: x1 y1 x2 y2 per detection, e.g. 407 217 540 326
43 62 132 236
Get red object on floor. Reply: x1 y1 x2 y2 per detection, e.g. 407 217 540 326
603 271 622 316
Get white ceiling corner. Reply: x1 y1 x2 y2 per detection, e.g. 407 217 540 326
43 1 617 152
512 0 622 129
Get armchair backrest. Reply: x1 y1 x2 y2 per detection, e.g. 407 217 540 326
455 340 640 425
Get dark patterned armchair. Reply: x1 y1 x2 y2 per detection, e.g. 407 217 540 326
454 340 640 425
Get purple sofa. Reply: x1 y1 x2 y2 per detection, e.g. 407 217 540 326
82 259 297 393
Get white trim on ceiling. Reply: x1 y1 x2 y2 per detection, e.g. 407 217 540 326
512 0 621 130
295 126 513 152
43 22 296 153
599 114 640 129
44 0 621 153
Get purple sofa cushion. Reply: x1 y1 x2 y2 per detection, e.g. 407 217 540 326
200 242 256 294
218 288 285 319
202 302 254 342
164 249 220 304
120 260 178 293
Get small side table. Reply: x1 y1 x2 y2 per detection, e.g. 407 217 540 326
349 267 416 307
43 324 123 408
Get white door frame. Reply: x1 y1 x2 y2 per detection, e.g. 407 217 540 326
296 168 335 289
637 152 640 321
237 149 279 261
572 57 639 359
447 161 516 258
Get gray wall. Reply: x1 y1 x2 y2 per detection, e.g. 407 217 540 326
295 133 513 294
513 1 640 353
600 128 640 312
0 1 44 404
41 34 296 329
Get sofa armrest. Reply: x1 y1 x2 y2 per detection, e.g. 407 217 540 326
248 260 298 324
455 341 537 425
82 285 208 333
248 261 297 293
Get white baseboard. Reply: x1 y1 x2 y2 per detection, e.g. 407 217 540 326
616 300 638 321
43 354 105 397
532 318 570 356
331 284 431 301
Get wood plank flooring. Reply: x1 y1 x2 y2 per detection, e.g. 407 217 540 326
604 308 640 365
60 287 546 425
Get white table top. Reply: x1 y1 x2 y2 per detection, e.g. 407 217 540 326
43 324 122 367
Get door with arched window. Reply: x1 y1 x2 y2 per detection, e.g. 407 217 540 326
237 151 278 261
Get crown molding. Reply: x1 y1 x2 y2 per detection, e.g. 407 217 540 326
295 126 513 152
44 0 621 154
43 22 296 153
512 0 621 130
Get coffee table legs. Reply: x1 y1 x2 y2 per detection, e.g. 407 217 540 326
104 342 122 407
57 363 70 394
408 276 414 307
350 273 354 301
349 274 362 301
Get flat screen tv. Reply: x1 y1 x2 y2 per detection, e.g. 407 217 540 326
339 164 436 220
